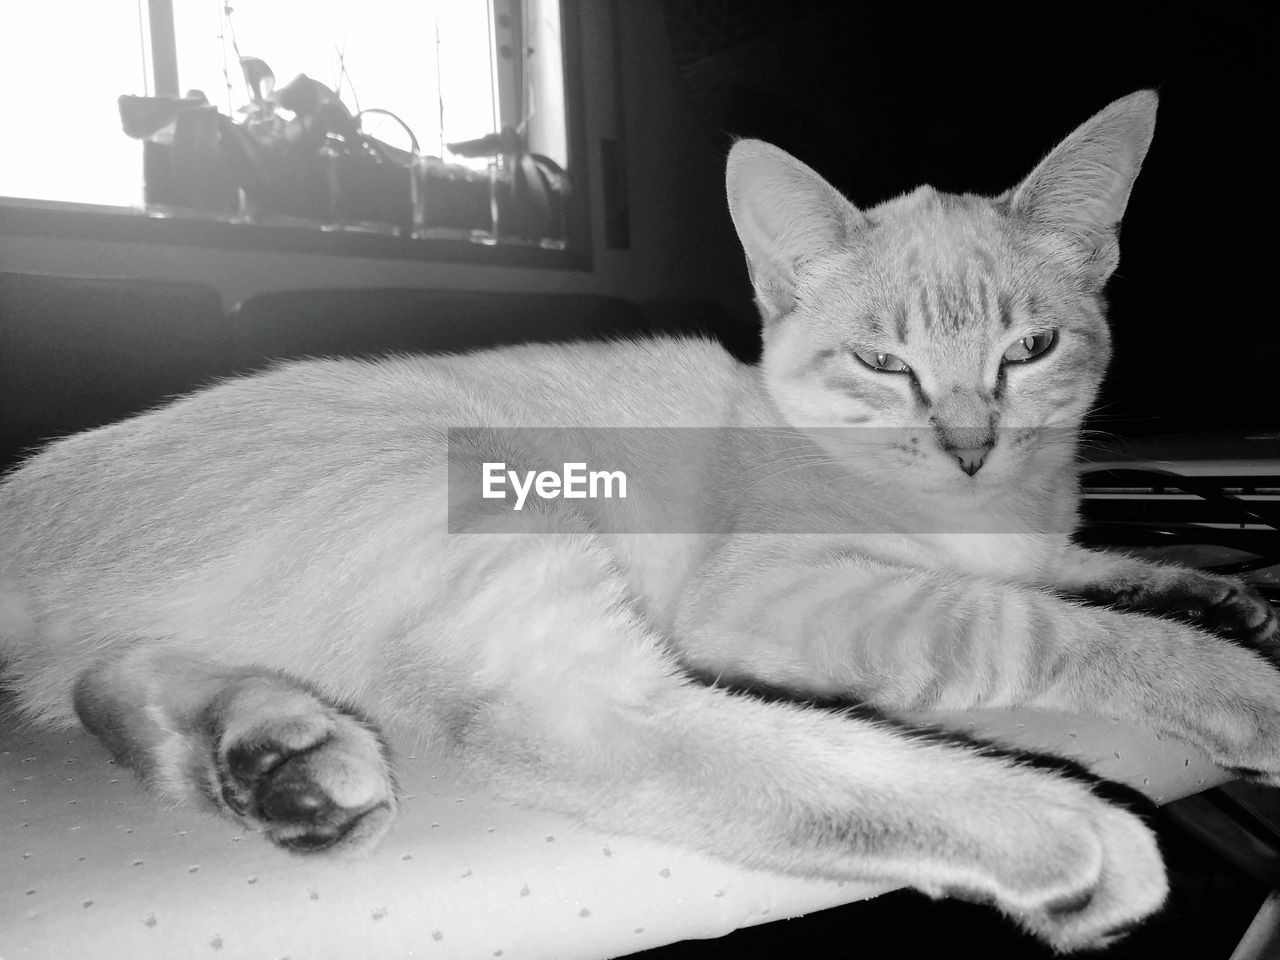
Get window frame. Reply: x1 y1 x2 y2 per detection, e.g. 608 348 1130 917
0 0 591 271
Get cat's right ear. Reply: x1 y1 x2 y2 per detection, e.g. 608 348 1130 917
1006 90 1158 285
726 140 862 323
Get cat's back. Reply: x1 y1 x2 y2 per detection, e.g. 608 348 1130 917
0 336 744 569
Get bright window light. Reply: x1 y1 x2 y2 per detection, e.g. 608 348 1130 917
2 0 149 207
173 1 498 162
1 1 523 208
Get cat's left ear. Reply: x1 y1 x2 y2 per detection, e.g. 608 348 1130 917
1007 90 1158 285
726 139 863 323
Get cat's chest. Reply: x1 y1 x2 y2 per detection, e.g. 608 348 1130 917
909 533 1062 581
819 531 1063 582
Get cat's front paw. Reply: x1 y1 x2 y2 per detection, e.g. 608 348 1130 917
1078 570 1279 663
210 679 396 854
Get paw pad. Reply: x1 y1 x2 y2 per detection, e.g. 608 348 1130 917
211 689 395 854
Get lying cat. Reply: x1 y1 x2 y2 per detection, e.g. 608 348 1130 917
1 90 1277 952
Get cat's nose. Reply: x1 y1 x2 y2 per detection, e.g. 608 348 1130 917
932 417 997 476
950 443 994 477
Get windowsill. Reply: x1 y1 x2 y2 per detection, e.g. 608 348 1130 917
0 197 591 271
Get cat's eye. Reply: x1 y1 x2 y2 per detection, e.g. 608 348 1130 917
1001 330 1058 364
854 350 911 374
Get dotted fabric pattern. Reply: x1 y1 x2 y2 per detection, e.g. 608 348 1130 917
3 705 1226 959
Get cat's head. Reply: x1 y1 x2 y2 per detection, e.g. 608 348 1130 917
727 91 1156 495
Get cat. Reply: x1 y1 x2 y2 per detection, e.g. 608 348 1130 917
2 89 1278 953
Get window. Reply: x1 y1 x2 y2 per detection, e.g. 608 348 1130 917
2 1 585 267
4 1 149 208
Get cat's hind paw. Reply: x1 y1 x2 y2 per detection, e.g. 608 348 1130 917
209 679 396 854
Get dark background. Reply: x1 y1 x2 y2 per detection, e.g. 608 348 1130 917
661 0 1274 437
640 4 1276 957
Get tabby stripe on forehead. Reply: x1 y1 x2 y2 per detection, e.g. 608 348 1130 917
917 287 934 330
946 267 968 332
945 296 963 332
997 292 1014 330
893 302 909 342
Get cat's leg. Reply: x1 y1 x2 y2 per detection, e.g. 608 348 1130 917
675 554 1280 780
71 644 395 853
478 673 1167 952
438 533 1164 953
1050 544 1279 661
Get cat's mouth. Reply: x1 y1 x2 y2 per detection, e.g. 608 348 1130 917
777 422 1074 498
